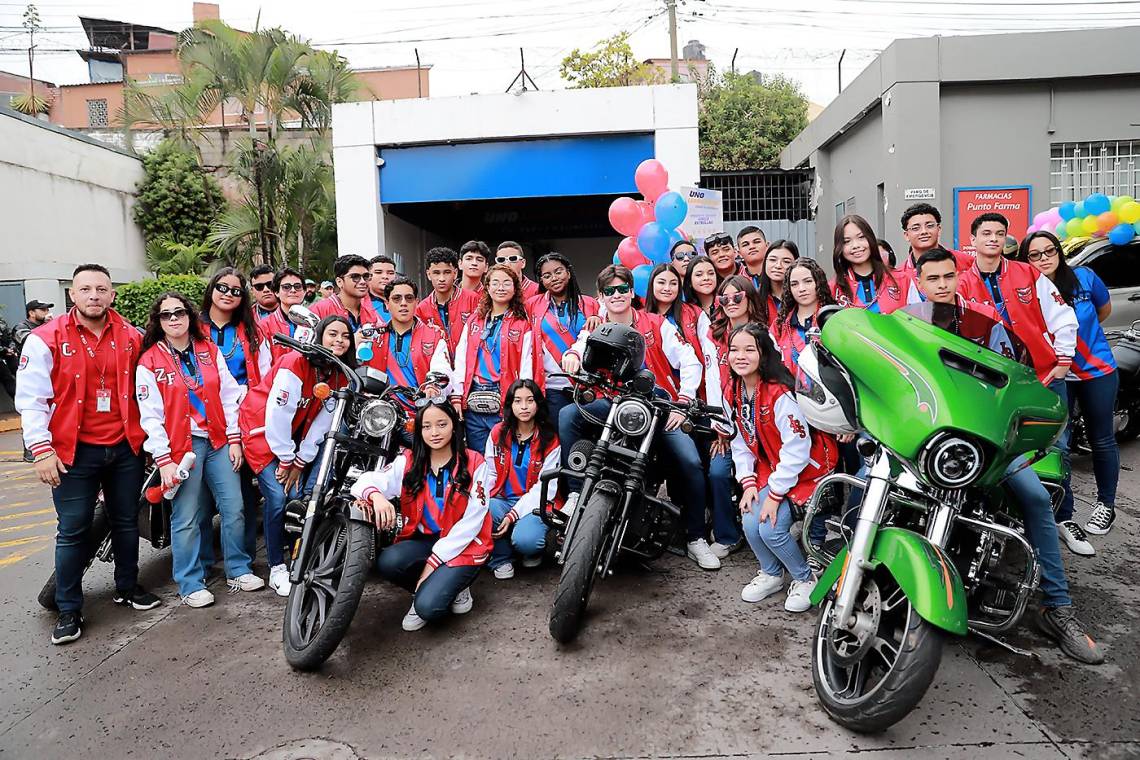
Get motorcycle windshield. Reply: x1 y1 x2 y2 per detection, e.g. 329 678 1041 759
820 308 1067 476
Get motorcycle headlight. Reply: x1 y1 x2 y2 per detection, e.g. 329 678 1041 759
920 432 984 489
359 399 398 438
614 399 652 437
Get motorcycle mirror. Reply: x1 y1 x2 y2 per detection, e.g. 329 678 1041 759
287 304 319 329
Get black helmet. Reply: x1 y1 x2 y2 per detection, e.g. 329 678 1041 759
582 322 645 382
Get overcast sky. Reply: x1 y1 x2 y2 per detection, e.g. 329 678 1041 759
2 0 1138 107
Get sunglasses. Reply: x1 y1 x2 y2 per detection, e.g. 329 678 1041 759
1027 246 1059 262
672 250 695 262
251 281 273 291
344 272 372 283
388 293 416 304
278 283 304 292
703 235 733 248
717 292 745 307
213 283 243 297
415 395 449 409
601 283 632 297
158 307 188 322
496 254 523 264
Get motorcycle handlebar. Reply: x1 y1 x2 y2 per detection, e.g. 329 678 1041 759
272 332 360 393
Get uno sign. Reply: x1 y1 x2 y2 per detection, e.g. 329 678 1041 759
953 185 1031 254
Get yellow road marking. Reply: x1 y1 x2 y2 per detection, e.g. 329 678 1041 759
0 508 53 521
0 520 55 534
0 542 52 567
0 535 53 549
0 500 35 511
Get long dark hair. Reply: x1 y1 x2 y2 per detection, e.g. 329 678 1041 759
402 401 472 498
314 315 358 369
496 379 556 453
833 215 897 303
142 291 205 351
201 267 261 357
644 263 685 324
535 252 585 321
711 275 765 342
1018 230 1079 307
682 254 721 306
476 264 528 320
728 322 796 393
757 239 800 311
779 259 835 329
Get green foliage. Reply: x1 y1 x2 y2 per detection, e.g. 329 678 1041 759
133 140 225 246
698 70 809 170
560 33 665 89
115 274 206 327
9 92 50 116
145 237 216 275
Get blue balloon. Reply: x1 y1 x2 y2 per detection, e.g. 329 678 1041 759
637 222 673 265
631 264 654 299
1058 201 1078 221
654 191 688 230
1108 223 1136 246
1085 192 1111 216
1074 202 1085 218
612 250 622 265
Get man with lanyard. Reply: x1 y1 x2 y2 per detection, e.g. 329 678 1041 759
495 241 541 301
311 254 381 334
703 232 740 280
906 248 1102 665
261 267 307 363
414 247 479 360
364 277 453 408
459 240 491 294
367 255 397 325
16 264 161 645
736 226 769 289
249 265 280 323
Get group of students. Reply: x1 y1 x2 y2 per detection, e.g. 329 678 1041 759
16 209 1115 662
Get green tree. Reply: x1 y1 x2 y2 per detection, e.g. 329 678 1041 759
698 69 808 170
560 32 665 89
132 139 225 247
115 274 207 327
145 238 216 275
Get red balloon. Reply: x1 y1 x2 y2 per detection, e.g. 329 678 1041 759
634 159 669 203
616 236 649 269
637 200 656 225
608 197 643 237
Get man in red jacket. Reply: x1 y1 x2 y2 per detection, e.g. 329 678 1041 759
15 264 161 646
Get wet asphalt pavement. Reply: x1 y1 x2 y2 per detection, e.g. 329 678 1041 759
0 428 1137 760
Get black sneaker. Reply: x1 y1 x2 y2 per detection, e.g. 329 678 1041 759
51 611 83 645
1037 606 1105 665
1084 502 1116 536
112 585 162 611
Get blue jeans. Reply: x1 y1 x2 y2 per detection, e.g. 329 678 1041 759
488 496 549 566
1046 378 1074 523
199 463 261 567
51 441 144 613
697 434 740 546
1064 371 1120 516
559 398 707 540
170 437 252 596
465 382 501 455
375 535 481 623
488 496 517 569
256 459 303 568
741 487 812 581
545 388 574 428
1006 455 1071 608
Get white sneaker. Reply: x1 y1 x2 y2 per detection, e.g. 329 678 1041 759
450 587 473 614
269 564 292 596
493 562 515 580
785 576 818 613
183 589 215 608
709 539 741 560
741 571 783 603
522 556 542 568
401 603 427 631
228 573 266 592
1057 520 1095 557
686 538 722 570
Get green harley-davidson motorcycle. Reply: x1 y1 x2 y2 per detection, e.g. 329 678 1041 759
794 304 1067 734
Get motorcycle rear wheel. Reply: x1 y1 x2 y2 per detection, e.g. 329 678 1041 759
549 487 615 644
283 511 374 671
812 572 943 734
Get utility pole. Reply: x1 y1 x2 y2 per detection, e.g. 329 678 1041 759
666 0 679 82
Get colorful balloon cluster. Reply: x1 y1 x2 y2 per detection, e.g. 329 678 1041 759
607 159 690 298
1029 193 1140 247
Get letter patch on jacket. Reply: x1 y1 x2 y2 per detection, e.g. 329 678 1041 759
276 390 290 406
787 414 806 438
1015 286 1033 305
18 355 27 371
136 384 149 400
422 340 436 356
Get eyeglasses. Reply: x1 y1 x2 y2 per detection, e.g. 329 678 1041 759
496 254 523 264
703 234 733 248
213 283 243 297
278 283 304 292
158 307 188 322
415 395 449 409
251 281 273 291
344 272 372 283
388 293 417 303
672 250 695 262
717 292 745 307
540 267 568 281
601 283 632 297
1027 246 1059 262
906 222 940 233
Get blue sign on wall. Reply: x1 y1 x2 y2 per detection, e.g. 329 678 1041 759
379 134 654 204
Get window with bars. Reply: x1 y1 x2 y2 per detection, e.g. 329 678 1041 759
699 169 813 222
86 98 109 127
1050 140 1140 205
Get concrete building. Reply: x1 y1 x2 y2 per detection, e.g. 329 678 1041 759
332 84 699 280
781 26 1140 260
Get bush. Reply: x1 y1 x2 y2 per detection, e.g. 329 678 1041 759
133 140 225 246
116 275 206 327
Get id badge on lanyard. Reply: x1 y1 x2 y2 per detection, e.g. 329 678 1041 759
96 387 111 413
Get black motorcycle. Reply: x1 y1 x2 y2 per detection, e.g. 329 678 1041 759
275 314 447 671
1071 318 1140 454
540 326 732 644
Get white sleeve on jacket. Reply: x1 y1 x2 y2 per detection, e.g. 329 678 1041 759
429 460 491 568
351 453 408 501
135 365 173 465
216 353 243 442
482 433 500 498
1035 272 1077 363
565 326 590 361
450 327 469 398
729 429 758 488
429 339 455 396
509 446 561 522
14 334 54 454
295 401 333 467
660 319 701 399
257 339 272 380
767 393 812 499
694 312 728 426
519 331 534 380
264 368 303 465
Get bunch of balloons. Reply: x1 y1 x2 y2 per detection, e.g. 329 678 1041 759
607 158 690 298
1028 193 1140 247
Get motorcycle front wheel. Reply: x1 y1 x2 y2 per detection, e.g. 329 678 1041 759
812 572 943 734
548 486 616 644
283 510 374 671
